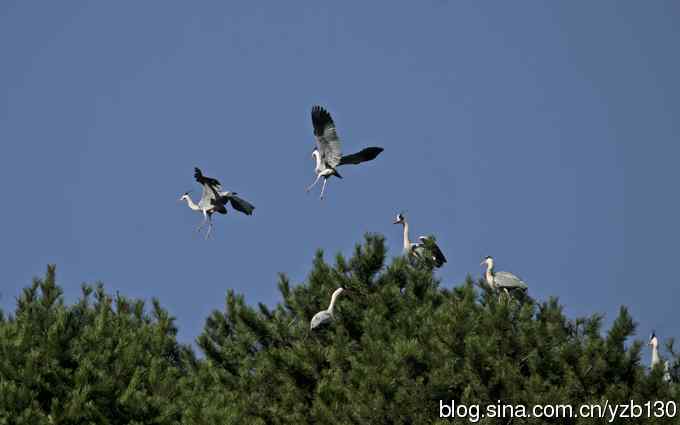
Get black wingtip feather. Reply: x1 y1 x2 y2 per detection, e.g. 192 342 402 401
362 147 384 161
311 105 334 136
193 167 221 187
338 147 384 166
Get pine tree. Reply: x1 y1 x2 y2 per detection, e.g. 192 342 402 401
2 238 678 424
186 235 679 424
0 265 193 425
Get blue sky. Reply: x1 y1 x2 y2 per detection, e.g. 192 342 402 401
1 2 678 360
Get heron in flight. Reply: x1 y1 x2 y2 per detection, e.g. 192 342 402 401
310 287 347 330
480 256 528 300
306 105 384 199
393 213 447 268
179 167 255 239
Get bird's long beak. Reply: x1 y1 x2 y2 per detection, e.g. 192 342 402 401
393 220 401 224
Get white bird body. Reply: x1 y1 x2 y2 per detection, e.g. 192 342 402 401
312 150 336 178
650 333 661 368
309 310 332 330
306 106 383 199
649 333 671 382
310 287 344 330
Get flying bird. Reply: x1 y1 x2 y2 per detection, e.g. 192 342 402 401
480 256 528 300
393 213 447 268
306 105 384 199
310 287 346 330
179 167 255 239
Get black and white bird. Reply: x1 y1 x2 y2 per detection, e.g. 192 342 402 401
306 105 384 199
393 213 447 268
649 332 672 382
310 287 346 330
179 167 255 239
650 332 661 368
481 256 528 299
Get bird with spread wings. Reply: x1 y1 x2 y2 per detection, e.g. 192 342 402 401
306 105 384 199
179 167 255 239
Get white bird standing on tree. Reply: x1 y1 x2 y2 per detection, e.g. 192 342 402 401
481 256 528 300
649 332 672 382
179 167 255 239
306 105 384 199
310 287 347 330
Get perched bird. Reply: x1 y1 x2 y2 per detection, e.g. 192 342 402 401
650 332 661 368
393 213 447 268
310 287 346 330
306 105 384 199
179 167 255 239
649 332 672 382
480 256 528 300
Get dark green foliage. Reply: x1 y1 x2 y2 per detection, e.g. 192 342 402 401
0 265 193 425
186 235 679 424
1 238 678 424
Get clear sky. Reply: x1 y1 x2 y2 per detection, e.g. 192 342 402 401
1 2 678 360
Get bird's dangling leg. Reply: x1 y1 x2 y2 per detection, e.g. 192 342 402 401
306 174 322 193
204 216 214 240
319 178 328 200
195 212 208 233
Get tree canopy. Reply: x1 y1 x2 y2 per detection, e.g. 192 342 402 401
1 235 677 424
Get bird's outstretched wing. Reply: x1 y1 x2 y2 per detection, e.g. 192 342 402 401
220 193 255 216
494 271 527 290
194 167 221 191
311 105 342 169
194 167 221 210
419 236 447 267
339 147 384 166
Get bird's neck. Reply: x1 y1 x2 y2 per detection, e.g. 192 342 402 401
485 265 495 287
402 221 411 252
313 150 322 172
183 197 200 211
328 288 343 314
651 345 660 367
